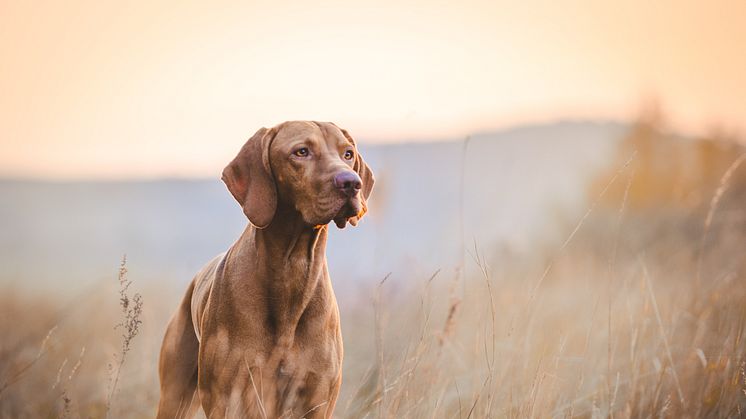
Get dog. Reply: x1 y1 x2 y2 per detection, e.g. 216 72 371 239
156 121 374 418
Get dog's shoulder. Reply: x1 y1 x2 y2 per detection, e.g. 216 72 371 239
190 252 227 341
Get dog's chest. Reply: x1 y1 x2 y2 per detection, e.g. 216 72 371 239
223 342 341 414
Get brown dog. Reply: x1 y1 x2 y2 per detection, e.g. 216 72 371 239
156 121 374 419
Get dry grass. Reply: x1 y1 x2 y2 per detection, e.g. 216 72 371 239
4 201 744 418
334 194 746 418
1 148 745 418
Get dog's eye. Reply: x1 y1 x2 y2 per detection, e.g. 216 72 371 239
343 150 354 160
293 147 309 158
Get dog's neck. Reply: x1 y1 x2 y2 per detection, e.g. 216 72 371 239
253 209 328 266
228 206 330 345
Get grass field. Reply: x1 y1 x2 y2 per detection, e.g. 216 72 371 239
1 135 745 418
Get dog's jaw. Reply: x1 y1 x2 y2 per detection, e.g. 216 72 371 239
331 197 363 229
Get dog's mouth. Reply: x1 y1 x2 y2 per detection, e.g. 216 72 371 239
331 198 363 229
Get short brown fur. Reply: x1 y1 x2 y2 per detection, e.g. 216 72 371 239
156 121 374 418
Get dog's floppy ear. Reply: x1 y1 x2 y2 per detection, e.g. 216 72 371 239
222 127 278 229
339 127 375 226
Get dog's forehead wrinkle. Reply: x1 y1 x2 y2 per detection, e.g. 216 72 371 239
272 121 317 141
315 122 350 145
270 121 350 151
310 121 347 147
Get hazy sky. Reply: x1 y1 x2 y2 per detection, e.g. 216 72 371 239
1 0 745 178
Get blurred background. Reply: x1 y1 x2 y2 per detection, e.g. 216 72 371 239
1 1 745 417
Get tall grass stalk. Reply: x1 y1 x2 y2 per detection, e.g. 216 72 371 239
105 255 143 417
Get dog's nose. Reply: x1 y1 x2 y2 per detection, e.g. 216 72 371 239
333 171 362 196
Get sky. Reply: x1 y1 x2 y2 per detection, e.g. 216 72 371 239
1 0 745 179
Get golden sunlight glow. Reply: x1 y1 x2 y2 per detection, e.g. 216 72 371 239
1 0 745 178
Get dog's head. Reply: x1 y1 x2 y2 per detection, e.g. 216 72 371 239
222 121 375 229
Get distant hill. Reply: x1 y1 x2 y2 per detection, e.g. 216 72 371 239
0 121 626 296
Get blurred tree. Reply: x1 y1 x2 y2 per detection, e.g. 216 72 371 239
592 105 746 213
